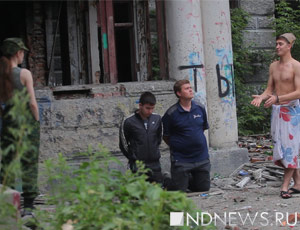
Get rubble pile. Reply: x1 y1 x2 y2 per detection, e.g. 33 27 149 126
238 134 273 162
211 161 284 191
212 134 286 190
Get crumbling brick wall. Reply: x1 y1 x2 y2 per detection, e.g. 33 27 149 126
27 2 47 88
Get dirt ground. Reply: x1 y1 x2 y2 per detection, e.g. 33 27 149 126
188 135 300 230
189 179 300 230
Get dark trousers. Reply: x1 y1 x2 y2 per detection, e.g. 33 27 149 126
145 161 163 184
129 160 163 184
0 119 40 206
167 159 211 192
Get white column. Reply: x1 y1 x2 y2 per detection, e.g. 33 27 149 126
165 0 207 105
201 0 238 148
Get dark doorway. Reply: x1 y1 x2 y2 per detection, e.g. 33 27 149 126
0 1 28 69
0 2 27 51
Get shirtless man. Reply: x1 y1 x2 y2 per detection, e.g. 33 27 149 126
251 33 300 199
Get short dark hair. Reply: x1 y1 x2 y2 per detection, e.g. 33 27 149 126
173 79 190 98
139 92 156 105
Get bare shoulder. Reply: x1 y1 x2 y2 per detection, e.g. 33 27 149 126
20 68 32 77
270 60 279 68
20 68 33 83
292 59 300 68
269 60 278 72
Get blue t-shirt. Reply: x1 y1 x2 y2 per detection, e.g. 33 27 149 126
162 101 209 163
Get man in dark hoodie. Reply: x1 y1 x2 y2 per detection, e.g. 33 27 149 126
119 92 163 184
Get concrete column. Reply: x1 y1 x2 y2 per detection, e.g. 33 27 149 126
165 0 207 105
201 0 238 148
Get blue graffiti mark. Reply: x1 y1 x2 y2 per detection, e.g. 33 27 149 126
194 91 207 107
37 96 52 126
188 52 203 82
215 47 235 105
215 48 233 67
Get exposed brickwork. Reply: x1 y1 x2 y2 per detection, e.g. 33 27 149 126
92 91 123 98
27 2 47 88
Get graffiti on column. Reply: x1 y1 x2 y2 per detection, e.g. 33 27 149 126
178 0 202 43
215 48 235 105
184 0 201 19
188 52 206 105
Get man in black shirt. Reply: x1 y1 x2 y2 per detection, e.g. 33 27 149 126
119 92 163 184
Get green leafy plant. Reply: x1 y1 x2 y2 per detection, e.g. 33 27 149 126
231 8 272 135
0 89 33 229
274 0 300 61
35 147 214 230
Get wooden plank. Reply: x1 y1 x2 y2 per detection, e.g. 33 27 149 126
262 173 279 181
98 0 110 83
88 2 100 84
265 168 284 176
114 22 133 27
155 0 168 80
266 165 284 170
67 1 80 85
145 0 152 80
106 0 118 84
134 1 148 81
229 163 246 177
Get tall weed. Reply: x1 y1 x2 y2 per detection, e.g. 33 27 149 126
35 148 214 230
0 89 33 229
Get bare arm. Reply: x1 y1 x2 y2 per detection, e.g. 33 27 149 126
21 69 39 121
251 63 275 107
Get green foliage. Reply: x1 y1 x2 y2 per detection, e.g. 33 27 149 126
231 8 272 135
274 0 300 61
35 148 214 230
0 89 32 228
231 8 252 79
235 84 272 136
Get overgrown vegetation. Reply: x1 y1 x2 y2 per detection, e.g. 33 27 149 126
231 8 272 135
35 148 213 230
0 89 33 229
274 0 300 61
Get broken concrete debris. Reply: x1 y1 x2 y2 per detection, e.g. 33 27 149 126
211 135 285 191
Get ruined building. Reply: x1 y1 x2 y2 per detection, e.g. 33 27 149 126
1 0 262 185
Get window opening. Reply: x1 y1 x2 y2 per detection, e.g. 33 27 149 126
114 1 135 82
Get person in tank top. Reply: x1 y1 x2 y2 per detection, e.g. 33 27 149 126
0 38 40 216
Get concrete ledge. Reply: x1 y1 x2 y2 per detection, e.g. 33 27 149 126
160 147 249 177
209 147 249 177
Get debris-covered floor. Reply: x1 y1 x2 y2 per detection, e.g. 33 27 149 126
189 135 300 230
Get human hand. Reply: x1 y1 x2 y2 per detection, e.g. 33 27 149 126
129 160 137 173
264 94 277 108
251 95 263 107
